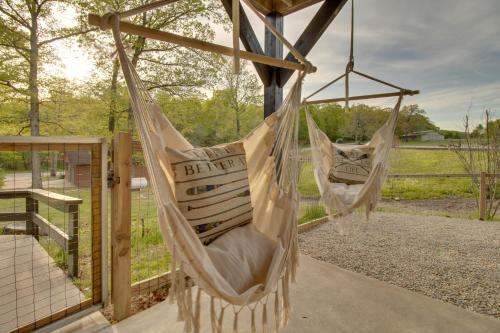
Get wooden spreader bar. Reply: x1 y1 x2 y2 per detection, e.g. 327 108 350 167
302 90 419 105
88 14 315 73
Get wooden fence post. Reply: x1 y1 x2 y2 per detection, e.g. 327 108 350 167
111 132 132 320
479 171 487 220
67 204 79 278
25 196 38 238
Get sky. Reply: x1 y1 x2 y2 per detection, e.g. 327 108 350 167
56 0 500 130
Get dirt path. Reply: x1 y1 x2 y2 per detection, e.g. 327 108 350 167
299 212 500 319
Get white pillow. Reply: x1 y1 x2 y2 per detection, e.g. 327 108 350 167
329 144 373 184
167 142 252 244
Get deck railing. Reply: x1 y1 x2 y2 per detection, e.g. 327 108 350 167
0 136 107 333
0 189 83 277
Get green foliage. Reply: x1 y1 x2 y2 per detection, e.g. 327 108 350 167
298 204 326 225
299 102 437 144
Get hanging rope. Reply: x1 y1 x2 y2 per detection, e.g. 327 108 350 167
240 0 313 72
301 0 418 106
232 0 240 74
345 0 354 109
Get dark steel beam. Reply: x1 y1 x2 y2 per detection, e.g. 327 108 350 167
264 12 284 117
220 0 271 86
279 0 349 86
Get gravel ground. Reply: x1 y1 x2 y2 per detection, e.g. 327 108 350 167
299 212 500 318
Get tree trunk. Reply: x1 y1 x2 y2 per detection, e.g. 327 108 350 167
49 152 58 177
127 36 146 131
236 112 241 137
29 9 42 189
109 58 120 133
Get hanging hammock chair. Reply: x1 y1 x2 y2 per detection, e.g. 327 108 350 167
91 0 315 330
302 0 418 217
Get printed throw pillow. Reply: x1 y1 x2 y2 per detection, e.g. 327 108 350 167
328 145 373 184
168 142 252 245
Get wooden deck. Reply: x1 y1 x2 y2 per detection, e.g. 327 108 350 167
0 235 85 333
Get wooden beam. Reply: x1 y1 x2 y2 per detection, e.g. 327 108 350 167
220 0 271 85
264 12 284 117
280 0 348 86
89 14 314 73
302 90 420 105
32 213 69 249
111 132 132 321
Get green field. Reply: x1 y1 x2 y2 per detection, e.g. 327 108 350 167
299 148 475 200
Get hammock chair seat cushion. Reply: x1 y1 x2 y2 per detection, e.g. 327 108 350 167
328 183 365 205
206 223 278 293
167 142 253 245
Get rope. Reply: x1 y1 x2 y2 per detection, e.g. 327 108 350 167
240 0 313 72
232 0 240 74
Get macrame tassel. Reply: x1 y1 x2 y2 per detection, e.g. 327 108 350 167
232 309 239 333
250 307 256 333
177 265 186 322
185 285 193 333
273 290 280 332
210 297 218 333
282 272 290 326
193 289 201 333
169 243 177 304
218 306 226 333
262 302 268 333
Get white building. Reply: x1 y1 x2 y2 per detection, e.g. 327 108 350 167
402 130 444 142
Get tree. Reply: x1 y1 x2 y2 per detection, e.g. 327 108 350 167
452 111 500 220
215 60 261 138
396 104 437 138
0 0 95 187
85 0 227 134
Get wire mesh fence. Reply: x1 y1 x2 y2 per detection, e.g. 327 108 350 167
0 141 104 333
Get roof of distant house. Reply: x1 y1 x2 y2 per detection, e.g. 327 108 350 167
65 151 91 165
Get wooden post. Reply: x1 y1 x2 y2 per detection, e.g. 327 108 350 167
479 171 487 220
91 143 103 305
264 12 283 118
111 132 132 320
25 196 38 237
67 204 79 278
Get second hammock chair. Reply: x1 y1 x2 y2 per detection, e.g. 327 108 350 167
305 96 402 217
302 0 417 217
92 0 314 330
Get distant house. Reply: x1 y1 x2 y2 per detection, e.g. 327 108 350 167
401 130 444 142
64 151 149 187
65 151 91 187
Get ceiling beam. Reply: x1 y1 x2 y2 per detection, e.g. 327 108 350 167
220 0 272 86
279 0 348 86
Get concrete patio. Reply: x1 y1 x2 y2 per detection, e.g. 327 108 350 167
55 255 500 333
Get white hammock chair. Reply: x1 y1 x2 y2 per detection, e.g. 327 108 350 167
305 96 402 217
101 2 312 330
302 0 416 218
